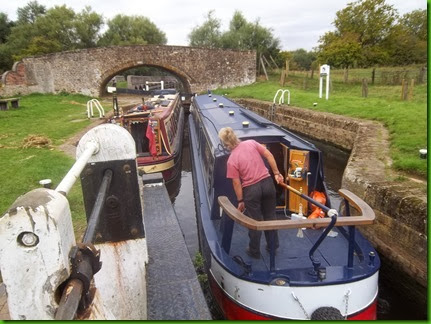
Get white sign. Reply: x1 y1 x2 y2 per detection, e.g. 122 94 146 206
320 64 330 76
319 64 330 100
107 86 117 93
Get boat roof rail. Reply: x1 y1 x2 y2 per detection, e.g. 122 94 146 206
239 108 272 126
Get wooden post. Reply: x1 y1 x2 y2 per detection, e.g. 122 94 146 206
262 55 272 69
343 67 349 83
418 66 425 84
408 79 415 100
280 70 286 86
401 79 408 100
362 78 368 98
260 55 269 81
285 60 289 78
371 68 376 85
269 54 280 69
303 72 309 90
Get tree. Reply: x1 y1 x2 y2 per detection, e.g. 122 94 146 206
291 49 316 70
17 0 46 24
400 9 427 41
33 5 78 51
189 10 281 67
317 32 363 81
99 14 167 46
220 11 280 62
0 13 14 44
74 7 104 48
383 9 427 65
188 11 221 48
317 0 399 67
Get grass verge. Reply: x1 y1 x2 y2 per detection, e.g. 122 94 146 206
213 73 427 178
0 93 94 238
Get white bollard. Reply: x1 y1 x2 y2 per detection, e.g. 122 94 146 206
0 189 76 319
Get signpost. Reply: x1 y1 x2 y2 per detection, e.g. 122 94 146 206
319 64 330 100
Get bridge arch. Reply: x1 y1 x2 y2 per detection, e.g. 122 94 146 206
100 60 196 96
0 45 256 98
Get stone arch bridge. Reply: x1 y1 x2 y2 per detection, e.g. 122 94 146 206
0 45 256 97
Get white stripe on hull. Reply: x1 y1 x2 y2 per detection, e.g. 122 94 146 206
210 255 379 319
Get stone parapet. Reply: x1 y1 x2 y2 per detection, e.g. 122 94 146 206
0 45 256 98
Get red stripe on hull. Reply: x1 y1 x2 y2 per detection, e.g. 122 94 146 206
209 272 378 320
209 274 271 320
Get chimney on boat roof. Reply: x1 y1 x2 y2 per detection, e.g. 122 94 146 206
219 103 224 108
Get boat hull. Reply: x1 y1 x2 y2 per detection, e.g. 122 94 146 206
188 94 380 320
208 254 378 320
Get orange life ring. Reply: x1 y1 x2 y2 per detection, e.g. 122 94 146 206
308 191 326 219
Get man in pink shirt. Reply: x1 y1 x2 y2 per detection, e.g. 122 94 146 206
218 127 283 259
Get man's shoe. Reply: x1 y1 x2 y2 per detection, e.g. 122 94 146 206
246 247 261 259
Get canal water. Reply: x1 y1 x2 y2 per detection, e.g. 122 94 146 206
166 122 425 320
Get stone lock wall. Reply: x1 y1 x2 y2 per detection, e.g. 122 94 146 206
0 45 256 97
237 98 427 305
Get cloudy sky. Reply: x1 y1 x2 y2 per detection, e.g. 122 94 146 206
2 0 427 51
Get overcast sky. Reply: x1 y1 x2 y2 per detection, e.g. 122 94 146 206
2 0 427 51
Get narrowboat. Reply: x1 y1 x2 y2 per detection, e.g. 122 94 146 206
188 93 380 320
111 89 185 184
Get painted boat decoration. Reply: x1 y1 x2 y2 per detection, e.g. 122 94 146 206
188 93 380 320
111 89 185 184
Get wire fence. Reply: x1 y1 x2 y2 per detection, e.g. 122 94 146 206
288 65 427 85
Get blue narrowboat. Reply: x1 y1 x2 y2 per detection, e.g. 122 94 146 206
188 93 380 320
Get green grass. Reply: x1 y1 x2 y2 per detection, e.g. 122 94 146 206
214 73 427 178
0 73 427 237
0 93 93 238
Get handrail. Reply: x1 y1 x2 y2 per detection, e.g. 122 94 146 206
86 99 105 119
273 89 290 105
55 141 99 195
217 189 375 231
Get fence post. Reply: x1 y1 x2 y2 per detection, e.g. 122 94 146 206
362 78 368 98
418 66 425 84
0 189 76 319
408 79 415 100
371 68 376 85
401 79 409 100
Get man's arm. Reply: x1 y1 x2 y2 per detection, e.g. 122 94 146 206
232 178 245 212
263 149 284 184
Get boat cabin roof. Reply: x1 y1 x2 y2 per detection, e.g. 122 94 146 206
192 94 318 155
123 92 179 120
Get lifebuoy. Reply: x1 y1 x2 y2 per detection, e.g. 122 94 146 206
308 191 326 219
